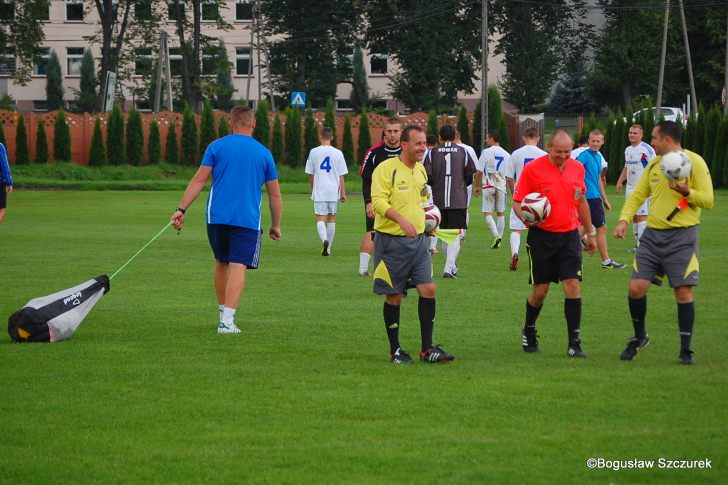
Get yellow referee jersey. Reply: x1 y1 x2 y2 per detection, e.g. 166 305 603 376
371 157 428 236
620 149 714 229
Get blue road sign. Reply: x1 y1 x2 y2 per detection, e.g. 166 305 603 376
291 92 306 107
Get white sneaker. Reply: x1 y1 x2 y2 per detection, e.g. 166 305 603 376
217 322 241 334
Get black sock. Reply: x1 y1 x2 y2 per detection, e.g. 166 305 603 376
564 298 582 343
525 300 542 330
677 301 695 351
418 297 436 352
628 296 648 340
383 302 401 354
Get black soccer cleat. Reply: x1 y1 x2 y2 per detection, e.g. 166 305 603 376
521 327 539 353
567 340 588 358
322 240 330 256
679 349 696 365
390 348 414 364
620 335 650 361
420 345 455 363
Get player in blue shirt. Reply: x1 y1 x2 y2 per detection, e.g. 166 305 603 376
172 105 283 334
0 142 13 224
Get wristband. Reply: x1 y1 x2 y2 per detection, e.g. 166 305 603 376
587 228 597 237
176 207 186 214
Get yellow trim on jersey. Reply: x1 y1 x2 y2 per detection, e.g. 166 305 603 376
373 260 393 289
619 149 714 229
684 253 699 280
371 157 428 236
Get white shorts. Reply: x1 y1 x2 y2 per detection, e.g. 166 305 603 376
314 201 339 216
625 186 649 216
509 207 526 231
481 187 506 213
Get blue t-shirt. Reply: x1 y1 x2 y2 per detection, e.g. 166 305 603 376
0 143 12 186
201 134 278 230
576 149 603 200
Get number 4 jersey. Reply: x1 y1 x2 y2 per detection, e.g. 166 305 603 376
305 145 348 201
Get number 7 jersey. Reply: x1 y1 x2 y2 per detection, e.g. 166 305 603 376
305 145 348 201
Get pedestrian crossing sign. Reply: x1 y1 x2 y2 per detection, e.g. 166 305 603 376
291 92 306 107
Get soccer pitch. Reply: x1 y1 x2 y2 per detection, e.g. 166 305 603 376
1 189 726 483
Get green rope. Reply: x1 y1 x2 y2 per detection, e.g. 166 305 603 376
109 222 173 280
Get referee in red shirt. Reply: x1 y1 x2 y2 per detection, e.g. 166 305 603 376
513 130 598 357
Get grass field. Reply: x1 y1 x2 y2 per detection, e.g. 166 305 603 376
1 188 726 483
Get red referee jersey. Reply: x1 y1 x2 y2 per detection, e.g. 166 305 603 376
513 155 586 233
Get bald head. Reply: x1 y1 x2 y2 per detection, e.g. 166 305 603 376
546 129 574 167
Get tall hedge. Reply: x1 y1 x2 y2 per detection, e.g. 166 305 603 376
721 116 728 187
76 50 97 114
253 100 270 146
702 106 721 174
711 115 727 187
284 107 302 166
472 101 482 151
15 114 29 165
427 110 438 139
271 113 283 163
35 117 49 164
165 121 179 164
107 102 125 165
692 104 706 154
487 85 503 131
342 113 354 164
218 115 230 138
304 106 318 156
181 105 198 166
497 113 510 152
147 118 161 165
46 50 64 111
126 108 144 166
88 116 106 166
325 98 337 147
199 101 217 155
456 106 470 147
53 110 71 162
357 107 371 162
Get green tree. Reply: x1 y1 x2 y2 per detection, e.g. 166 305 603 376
712 115 728 188
702 106 722 174
218 115 230 137
427 110 438 139
692 104 706 154
88 116 106 166
106 102 125 165
304 106 319 157
325 98 337 147
610 111 627 183
53 110 71 162
357 107 371 162
342 113 354 164
253 100 270 146
14 113 29 164
213 39 235 110
497 113 510 152
75 49 97 113
284 108 302 166
456 106 470 147
147 119 161 164
271 113 284 163
199 101 217 155
125 108 144 165
350 48 369 113
165 121 179 164
46 50 63 111
34 117 49 164
472 101 482 151
181 105 199 165
0 119 5 147
487 85 503 131
0 0 47 85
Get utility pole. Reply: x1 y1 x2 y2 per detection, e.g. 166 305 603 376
481 0 488 149
677 0 698 117
655 0 670 121
255 0 275 112
153 31 173 112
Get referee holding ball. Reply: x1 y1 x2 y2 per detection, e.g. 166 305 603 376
513 130 597 358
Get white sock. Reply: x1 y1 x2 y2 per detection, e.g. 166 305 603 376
218 304 224 322
221 306 236 325
602 259 612 265
316 221 327 243
445 236 461 273
636 221 647 245
485 215 498 237
441 241 449 264
510 232 521 257
326 223 336 250
359 252 371 274
497 216 505 237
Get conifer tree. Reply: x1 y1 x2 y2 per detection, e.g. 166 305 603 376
342 113 354 164
15 114 29 164
284 108 302 166
165 121 179 164
35 117 49 164
88 116 106 166
325 97 337 147
53 110 71 162
218 115 230 138
304 106 318 157
427 110 438 139
199 101 217 155
456 106 470 147
357 107 371 162
126 108 144 166
252 100 270 146
107 102 126 165
76 50 97 113
271 113 284 163
147 119 161 164
181 105 199 166
46 50 64 111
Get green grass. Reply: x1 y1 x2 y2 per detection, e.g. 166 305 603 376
1 189 726 483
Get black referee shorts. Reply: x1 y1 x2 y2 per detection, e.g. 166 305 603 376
526 228 583 285
440 208 468 230
0 183 6 209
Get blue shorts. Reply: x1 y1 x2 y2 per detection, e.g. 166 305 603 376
588 198 606 228
207 224 262 268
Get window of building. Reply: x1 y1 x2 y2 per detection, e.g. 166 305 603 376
0 0 14 21
370 54 387 75
168 0 183 21
66 47 84 75
335 99 353 111
235 47 251 76
370 99 388 110
34 47 50 76
33 100 48 111
65 0 83 21
235 0 252 21
201 0 218 21
34 0 50 21
169 47 183 77
202 47 218 75
0 51 16 76
134 0 151 20
135 99 152 112
134 48 153 76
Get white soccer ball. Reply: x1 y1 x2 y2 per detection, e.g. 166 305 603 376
660 150 691 181
423 204 441 232
521 192 551 224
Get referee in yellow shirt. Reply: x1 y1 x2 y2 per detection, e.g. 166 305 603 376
614 121 714 364
371 125 454 364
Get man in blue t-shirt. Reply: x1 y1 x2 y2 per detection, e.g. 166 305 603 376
0 142 13 224
575 129 625 270
171 105 283 334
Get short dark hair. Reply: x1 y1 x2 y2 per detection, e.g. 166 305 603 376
523 127 539 138
578 134 589 145
439 124 456 141
487 129 500 143
400 124 424 142
231 105 254 127
386 117 402 127
320 126 333 140
655 120 682 143
426 134 437 146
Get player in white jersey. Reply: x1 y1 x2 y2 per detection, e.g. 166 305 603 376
475 129 510 249
305 127 348 256
455 130 477 242
505 127 546 271
615 124 655 250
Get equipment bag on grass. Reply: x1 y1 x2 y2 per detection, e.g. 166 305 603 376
8 275 110 343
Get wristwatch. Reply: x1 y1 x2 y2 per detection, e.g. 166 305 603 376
176 207 186 214
587 227 597 237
